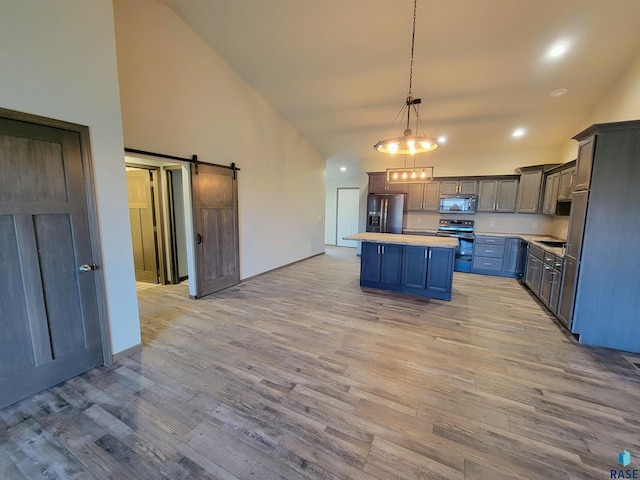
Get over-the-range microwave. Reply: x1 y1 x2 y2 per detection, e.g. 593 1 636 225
439 194 477 214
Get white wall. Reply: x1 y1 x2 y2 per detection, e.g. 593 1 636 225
559 51 640 162
0 0 141 355
113 0 326 279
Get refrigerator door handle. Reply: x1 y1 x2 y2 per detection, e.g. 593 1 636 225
381 199 388 232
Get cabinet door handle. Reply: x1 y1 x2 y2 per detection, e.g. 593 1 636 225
428 250 432 259
483 262 492 266
424 249 428 259
382 245 385 254
485 249 493 253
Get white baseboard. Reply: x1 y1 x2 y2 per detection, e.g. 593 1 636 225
112 342 143 362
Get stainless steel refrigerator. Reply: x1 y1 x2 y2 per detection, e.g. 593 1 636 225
366 193 405 233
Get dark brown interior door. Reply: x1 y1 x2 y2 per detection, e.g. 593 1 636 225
0 113 104 409
192 163 240 298
126 168 159 283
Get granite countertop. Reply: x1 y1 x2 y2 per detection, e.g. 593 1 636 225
402 228 439 235
521 236 567 257
343 232 458 248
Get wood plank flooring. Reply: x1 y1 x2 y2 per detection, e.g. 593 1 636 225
2 246 640 479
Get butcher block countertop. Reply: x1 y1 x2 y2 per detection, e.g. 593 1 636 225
343 232 458 248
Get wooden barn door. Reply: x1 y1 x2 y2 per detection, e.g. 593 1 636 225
0 110 105 409
191 163 239 298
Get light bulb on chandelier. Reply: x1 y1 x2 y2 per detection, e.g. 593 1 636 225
374 0 442 156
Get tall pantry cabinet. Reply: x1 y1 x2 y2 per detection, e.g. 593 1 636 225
558 120 640 353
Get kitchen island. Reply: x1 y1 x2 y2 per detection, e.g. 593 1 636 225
343 233 458 301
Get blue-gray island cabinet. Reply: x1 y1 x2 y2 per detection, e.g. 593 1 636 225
343 233 458 301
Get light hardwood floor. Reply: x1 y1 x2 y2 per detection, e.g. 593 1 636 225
2 246 640 479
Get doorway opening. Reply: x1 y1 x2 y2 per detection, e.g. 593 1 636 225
124 155 194 290
336 187 360 247
126 165 163 284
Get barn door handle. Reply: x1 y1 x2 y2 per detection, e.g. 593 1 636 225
196 234 202 245
79 264 97 272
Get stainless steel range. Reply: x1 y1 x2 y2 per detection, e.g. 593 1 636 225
437 219 475 272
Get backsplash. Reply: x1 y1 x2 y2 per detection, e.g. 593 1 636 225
405 211 568 238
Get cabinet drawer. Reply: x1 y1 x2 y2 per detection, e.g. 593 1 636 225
552 258 563 272
475 245 505 258
475 236 506 245
529 244 544 260
472 256 504 271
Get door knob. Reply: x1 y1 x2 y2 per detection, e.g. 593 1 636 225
78 264 97 272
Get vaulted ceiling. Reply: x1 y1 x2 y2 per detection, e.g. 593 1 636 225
155 0 640 171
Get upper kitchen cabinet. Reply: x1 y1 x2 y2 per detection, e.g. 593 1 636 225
561 120 640 354
406 182 440 211
557 161 576 201
515 164 560 213
477 177 519 213
542 172 560 215
516 166 543 213
367 172 408 194
441 179 478 195
574 137 595 191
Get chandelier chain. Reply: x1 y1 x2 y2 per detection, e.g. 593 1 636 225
408 0 417 97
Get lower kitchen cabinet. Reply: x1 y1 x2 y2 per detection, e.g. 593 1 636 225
402 246 453 299
360 242 454 301
472 236 521 278
425 247 454 295
360 242 403 286
548 259 562 313
524 246 543 296
538 250 556 305
524 243 564 316
557 255 577 327
402 245 429 289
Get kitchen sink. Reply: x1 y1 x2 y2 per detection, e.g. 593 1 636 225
538 240 566 247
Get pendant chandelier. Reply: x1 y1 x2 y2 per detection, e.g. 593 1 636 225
374 0 440 155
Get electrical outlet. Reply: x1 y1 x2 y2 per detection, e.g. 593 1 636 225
532 222 538 229
490 221 495 228
417 218 422 224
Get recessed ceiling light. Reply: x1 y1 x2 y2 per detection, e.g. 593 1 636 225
437 136 447 144
550 88 568 97
340 166 347 172
512 128 526 138
547 42 569 59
